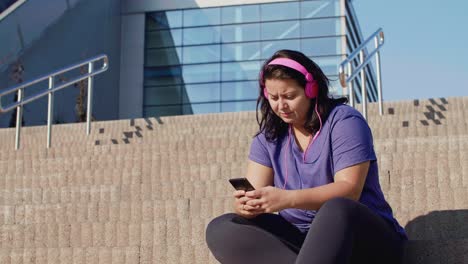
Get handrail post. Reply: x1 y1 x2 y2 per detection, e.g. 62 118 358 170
360 50 367 120
375 36 384 115
15 88 23 150
47 76 54 148
86 62 93 135
347 62 354 108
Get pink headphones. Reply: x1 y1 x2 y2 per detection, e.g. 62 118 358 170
260 58 319 99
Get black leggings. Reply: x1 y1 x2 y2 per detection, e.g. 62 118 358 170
206 197 405 264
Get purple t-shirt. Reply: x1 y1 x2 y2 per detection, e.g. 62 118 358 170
249 104 407 239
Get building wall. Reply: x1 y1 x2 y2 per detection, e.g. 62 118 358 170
0 0 121 127
121 0 346 118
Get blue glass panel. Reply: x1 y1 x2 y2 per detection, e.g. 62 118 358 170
146 29 182 48
183 45 220 64
221 24 260 43
183 83 220 103
221 101 257 112
301 36 342 57
144 85 181 105
183 26 220 45
301 1 340 19
183 63 220 83
147 11 182 30
221 42 261 61
144 105 184 117
222 61 260 81
221 81 259 101
144 66 183 86
261 21 300 40
261 2 299 22
145 47 182 67
261 39 300 60
183 8 220 27
311 56 342 75
221 5 260 24
327 76 343 97
184 103 220 114
301 17 341 37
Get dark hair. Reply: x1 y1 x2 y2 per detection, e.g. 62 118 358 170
256 49 347 141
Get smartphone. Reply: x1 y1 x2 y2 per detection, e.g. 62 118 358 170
229 177 255 191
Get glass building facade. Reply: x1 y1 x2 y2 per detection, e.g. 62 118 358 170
143 0 372 117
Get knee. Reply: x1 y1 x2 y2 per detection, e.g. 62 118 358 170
205 213 237 248
319 197 357 217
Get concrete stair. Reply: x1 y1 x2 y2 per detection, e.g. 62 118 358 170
0 96 467 263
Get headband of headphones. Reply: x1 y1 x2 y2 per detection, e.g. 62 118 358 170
260 58 319 99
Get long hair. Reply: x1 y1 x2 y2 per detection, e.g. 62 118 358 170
256 50 347 141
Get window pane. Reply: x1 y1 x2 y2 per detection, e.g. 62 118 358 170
301 37 342 57
222 42 261 61
183 45 220 64
144 105 184 117
183 63 220 83
222 81 259 101
183 8 220 27
221 24 260 43
144 66 183 86
144 85 181 105
145 47 182 67
312 56 342 75
146 29 182 48
221 101 257 112
183 27 220 45
184 103 220 114
261 2 299 22
301 1 340 19
301 17 341 37
183 83 220 103
261 21 300 40
261 39 300 59
147 11 182 30
221 5 260 24
222 61 260 81
327 76 343 97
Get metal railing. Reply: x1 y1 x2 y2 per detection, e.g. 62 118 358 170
0 54 109 150
339 28 385 120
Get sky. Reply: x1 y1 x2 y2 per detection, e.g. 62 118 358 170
352 0 468 102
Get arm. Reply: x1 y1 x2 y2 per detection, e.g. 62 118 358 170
245 161 369 212
245 160 274 189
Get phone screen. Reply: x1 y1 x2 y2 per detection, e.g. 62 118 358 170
229 177 255 191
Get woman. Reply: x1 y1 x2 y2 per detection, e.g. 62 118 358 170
206 50 407 263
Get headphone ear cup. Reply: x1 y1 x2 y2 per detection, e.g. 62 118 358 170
305 82 318 98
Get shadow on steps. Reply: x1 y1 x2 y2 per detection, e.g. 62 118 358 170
403 210 468 264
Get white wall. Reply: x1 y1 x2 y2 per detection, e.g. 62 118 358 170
122 0 296 13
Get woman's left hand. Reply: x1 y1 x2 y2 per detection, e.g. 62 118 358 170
244 186 294 213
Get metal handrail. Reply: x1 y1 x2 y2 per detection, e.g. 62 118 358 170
0 54 109 149
339 28 384 120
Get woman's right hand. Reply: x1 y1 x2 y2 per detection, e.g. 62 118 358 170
233 190 262 219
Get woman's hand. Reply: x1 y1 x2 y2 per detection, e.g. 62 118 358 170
233 190 262 219
244 186 294 213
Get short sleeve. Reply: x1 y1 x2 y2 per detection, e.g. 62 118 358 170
331 114 376 174
248 134 272 168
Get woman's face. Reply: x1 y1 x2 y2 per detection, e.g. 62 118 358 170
264 78 311 126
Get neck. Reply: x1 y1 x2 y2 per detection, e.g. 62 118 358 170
291 125 311 137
